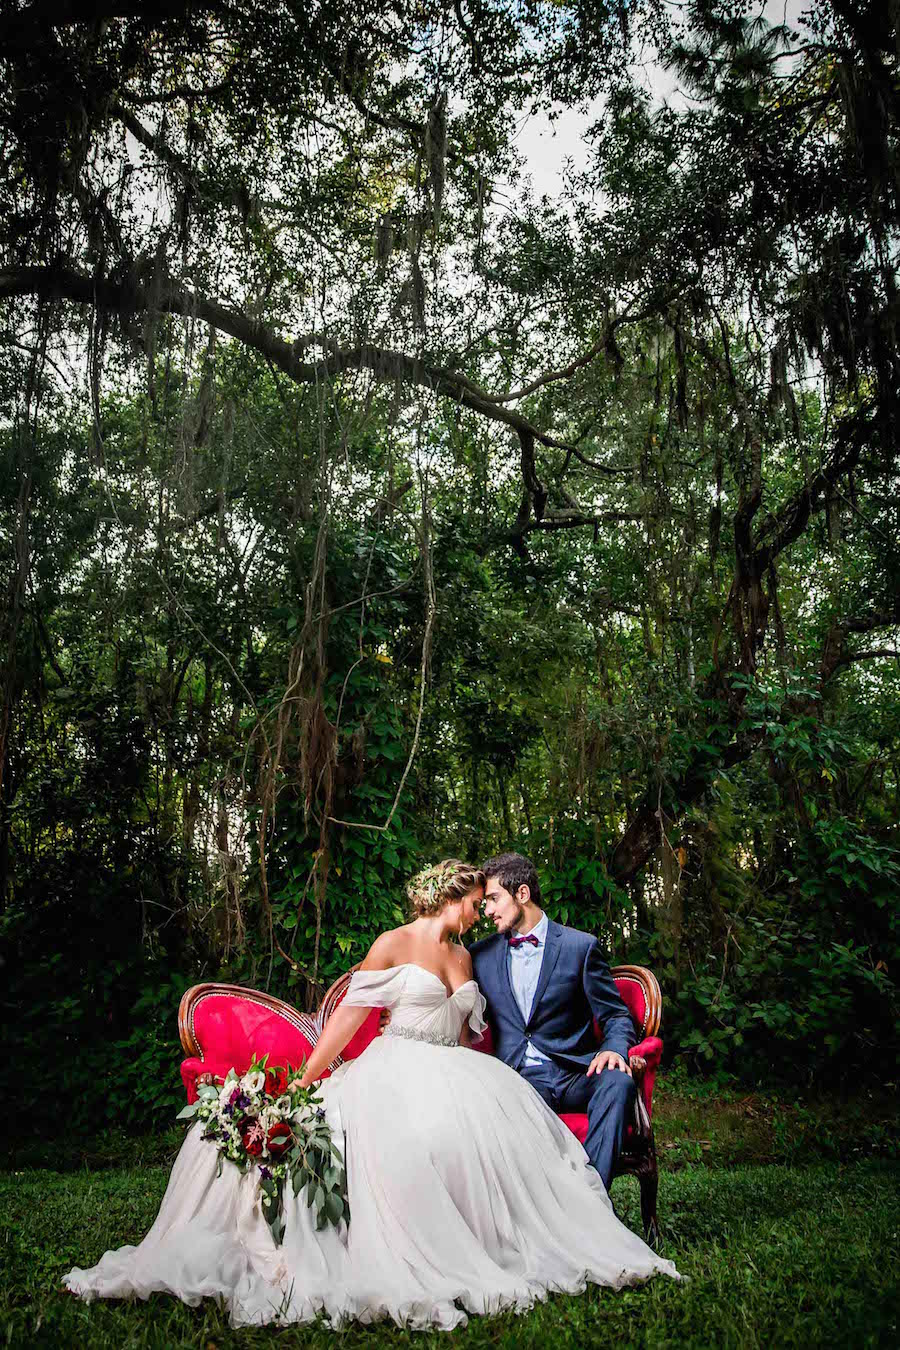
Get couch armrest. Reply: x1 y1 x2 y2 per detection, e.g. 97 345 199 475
630 1035 663 1068
629 1035 663 1118
180 1057 211 1105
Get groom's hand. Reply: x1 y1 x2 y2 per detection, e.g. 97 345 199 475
586 1050 632 1077
378 1009 392 1033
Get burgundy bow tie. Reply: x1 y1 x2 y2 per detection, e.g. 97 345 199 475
508 933 540 948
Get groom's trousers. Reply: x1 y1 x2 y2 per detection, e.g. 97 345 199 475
519 1058 636 1192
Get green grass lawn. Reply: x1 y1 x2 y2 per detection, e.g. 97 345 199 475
2 1089 898 1349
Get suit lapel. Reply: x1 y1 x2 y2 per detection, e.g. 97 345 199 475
529 920 563 1018
495 933 523 1026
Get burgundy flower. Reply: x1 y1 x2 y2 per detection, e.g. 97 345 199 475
266 1066 289 1097
267 1122 293 1157
242 1122 265 1157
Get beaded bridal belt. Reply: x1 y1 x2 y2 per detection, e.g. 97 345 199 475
382 1024 461 1048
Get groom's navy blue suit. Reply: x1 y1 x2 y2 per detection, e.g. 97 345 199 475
470 920 637 1191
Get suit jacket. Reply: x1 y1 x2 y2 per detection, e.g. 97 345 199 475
469 920 635 1073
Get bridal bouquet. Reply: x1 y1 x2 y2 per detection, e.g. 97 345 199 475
177 1056 348 1244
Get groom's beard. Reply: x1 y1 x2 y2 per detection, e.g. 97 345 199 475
494 904 524 935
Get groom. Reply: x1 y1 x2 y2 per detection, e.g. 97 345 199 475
469 852 637 1193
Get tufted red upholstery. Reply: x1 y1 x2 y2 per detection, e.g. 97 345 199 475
614 972 650 1034
179 986 317 1104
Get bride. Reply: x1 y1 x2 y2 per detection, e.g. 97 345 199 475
64 860 679 1329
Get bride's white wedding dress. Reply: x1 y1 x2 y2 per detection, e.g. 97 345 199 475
64 964 679 1329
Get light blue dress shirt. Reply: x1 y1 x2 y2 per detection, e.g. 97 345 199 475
507 911 550 1065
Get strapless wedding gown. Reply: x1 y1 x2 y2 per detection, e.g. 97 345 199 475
64 964 679 1328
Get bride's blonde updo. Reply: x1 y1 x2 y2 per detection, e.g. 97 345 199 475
407 859 485 918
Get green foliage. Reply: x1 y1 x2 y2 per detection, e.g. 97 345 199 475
674 915 895 1074
3 951 192 1135
538 819 633 940
107 977 198 1126
1 0 899 1128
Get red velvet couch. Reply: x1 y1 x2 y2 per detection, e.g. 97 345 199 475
179 963 663 1241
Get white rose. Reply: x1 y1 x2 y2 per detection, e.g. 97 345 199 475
219 1072 239 1102
241 1070 266 1095
257 1107 275 1132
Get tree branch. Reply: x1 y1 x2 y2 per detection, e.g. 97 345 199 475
0 264 589 465
753 408 873 570
819 605 900 684
837 647 900 664
513 509 644 537
484 300 677 405
111 100 200 190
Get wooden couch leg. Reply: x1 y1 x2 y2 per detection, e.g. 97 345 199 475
639 1151 660 1247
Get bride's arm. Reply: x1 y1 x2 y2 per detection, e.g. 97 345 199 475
298 933 397 1087
298 1003 371 1086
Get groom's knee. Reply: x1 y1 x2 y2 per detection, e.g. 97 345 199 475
588 1069 636 1114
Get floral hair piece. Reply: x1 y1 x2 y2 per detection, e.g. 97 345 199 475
406 859 485 917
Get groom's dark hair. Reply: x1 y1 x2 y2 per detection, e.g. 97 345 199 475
480 852 542 906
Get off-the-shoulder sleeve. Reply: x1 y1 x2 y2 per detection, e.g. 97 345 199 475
341 966 410 1009
461 984 488 1035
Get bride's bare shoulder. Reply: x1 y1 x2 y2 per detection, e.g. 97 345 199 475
455 945 474 977
359 925 414 971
